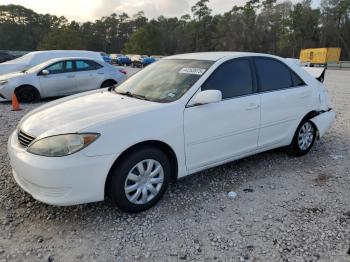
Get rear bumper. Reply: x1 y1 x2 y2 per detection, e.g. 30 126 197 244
311 109 336 138
8 130 118 206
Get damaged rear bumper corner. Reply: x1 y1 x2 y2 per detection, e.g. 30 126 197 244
310 109 336 138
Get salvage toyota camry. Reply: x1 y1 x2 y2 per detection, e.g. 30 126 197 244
8 52 335 213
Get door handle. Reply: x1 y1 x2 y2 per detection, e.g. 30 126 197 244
66 75 75 78
97 72 104 75
246 103 260 110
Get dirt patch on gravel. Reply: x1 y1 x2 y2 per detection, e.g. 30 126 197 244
0 70 350 261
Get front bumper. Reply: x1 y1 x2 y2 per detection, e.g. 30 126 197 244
0 85 12 100
7 130 118 206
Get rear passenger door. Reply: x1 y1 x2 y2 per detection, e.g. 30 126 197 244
254 57 312 148
184 58 261 171
75 60 105 92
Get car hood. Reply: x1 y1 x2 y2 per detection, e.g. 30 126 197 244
0 71 26 81
19 91 162 138
0 63 28 76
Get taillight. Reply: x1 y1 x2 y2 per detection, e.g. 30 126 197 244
119 69 127 75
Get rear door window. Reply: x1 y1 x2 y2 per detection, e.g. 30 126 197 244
291 71 305 86
254 58 293 92
75 60 103 71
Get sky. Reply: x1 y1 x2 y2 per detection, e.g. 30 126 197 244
0 0 320 22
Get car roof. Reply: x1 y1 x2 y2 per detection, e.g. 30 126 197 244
46 57 98 63
27 50 98 55
165 52 282 61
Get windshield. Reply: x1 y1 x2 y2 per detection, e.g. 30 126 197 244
25 60 56 73
116 59 213 103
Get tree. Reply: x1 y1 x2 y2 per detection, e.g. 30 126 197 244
190 0 213 51
287 0 321 57
191 0 212 21
123 23 162 55
321 0 350 59
0 4 66 50
1 1 350 60
38 28 85 50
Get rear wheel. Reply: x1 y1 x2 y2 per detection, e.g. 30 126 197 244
288 119 316 156
15 85 40 103
109 147 170 213
101 80 117 88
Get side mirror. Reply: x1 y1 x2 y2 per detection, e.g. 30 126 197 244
41 69 50 76
190 90 222 106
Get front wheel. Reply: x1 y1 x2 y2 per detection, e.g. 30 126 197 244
109 147 170 213
15 85 40 103
288 120 316 156
101 80 117 88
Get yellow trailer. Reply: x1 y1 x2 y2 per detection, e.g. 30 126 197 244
300 48 341 65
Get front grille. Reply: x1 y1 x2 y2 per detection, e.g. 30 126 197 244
18 130 36 147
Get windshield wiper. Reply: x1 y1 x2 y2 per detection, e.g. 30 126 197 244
115 91 149 101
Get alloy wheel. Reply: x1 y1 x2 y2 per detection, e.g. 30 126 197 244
298 122 314 151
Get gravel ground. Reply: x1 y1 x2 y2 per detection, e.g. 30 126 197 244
0 70 349 262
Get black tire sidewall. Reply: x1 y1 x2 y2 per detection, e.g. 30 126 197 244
15 86 39 103
290 119 317 156
110 147 170 213
101 80 117 88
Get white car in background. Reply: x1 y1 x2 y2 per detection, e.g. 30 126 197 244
8 52 335 213
0 50 104 76
0 57 127 102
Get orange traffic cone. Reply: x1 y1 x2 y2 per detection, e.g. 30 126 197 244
11 93 21 111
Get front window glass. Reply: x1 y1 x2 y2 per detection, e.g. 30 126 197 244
115 59 213 103
202 59 253 99
46 62 65 74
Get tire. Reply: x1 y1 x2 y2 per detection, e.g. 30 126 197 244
101 80 117 88
15 85 40 103
109 146 170 213
287 119 317 156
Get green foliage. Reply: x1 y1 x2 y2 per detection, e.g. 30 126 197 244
38 28 85 50
191 0 212 21
1 0 350 59
123 23 162 55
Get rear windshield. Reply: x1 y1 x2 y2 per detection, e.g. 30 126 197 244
3 53 33 64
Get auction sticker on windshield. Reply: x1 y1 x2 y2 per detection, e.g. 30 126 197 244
179 68 206 75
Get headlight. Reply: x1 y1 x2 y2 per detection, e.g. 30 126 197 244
27 133 99 157
0 80 8 85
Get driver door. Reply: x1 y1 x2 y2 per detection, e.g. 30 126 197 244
39 60 77 97
184 58 261 171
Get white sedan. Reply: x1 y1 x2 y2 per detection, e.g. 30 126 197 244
0 57 127 102
8 52 335 212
